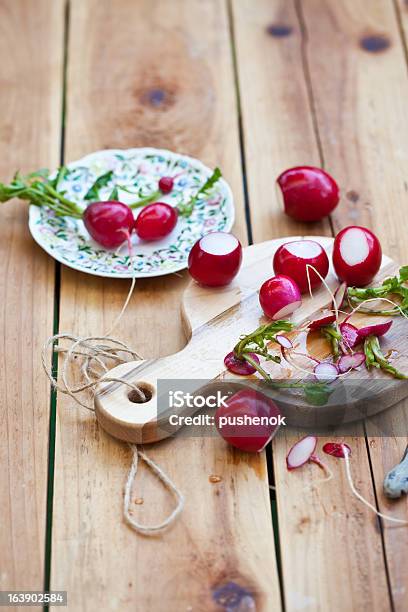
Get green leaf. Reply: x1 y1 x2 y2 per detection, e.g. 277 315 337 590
178 167 222 217
84 170 114 201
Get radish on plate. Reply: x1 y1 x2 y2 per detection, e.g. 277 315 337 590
83 201 135 248
273 240 329 293
276 166 340 222
188 232 242 287
333 225 382 286
215 389 281 453
259 275 302 320
134 202 178 241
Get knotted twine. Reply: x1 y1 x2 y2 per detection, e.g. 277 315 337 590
42 266 184 535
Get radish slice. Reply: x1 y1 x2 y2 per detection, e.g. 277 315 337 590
334 282 347 309
259 275 302 320
286 435 317 470
309 313 336 330
275 334 293 349
224 352 260 376
338 352 365 374
314 362 339 382
357 320 392 339
323 442 351 458
340 322 360 349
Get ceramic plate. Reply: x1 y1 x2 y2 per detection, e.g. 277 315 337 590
28 148 234 278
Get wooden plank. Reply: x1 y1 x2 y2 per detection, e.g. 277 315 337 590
51 1 281 610
299 2 408 610
230 0 329 241
232 1 391 610
0 0 63 596
363 1 408 610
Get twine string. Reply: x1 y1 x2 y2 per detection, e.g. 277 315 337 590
41 240 184 534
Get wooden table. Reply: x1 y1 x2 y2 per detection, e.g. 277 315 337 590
2 1 408 610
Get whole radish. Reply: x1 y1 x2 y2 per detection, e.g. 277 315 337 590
188 232 242 287
273 240 329 293
277 166 340 222
83 201 135 249
259 275 302 320
134 202 178 241
333 225 382 286
215 388 282 453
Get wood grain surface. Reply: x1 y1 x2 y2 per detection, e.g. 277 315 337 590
0 0 64 597
232 0 397 610
50 1 281 610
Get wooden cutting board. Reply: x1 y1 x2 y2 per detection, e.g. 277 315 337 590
94 236 408 443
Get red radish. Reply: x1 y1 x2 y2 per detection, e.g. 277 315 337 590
286 435 317 470
188 232 242 287
273 240 329 293
134 202 178 241
309 313 336 330
314 362 339 382
259 275 302 320
333 226 382 286
83 201 135 248
340 322 360 349
158 176 174 194
357 320 392 339
338 352 365 374
323 442 351 458
334 282 348 309
224 351 260 376
277 166 340 222
275 334 293 349
215 389 281 453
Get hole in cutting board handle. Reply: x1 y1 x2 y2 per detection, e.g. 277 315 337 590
128 382 155 404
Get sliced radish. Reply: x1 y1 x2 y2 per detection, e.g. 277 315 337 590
259 275 302 320
224 351 260 376
276 166 340 222
338 352 366 374
340 322 360 349
273 240 329 293
314 362 339 382
357 320 392 339
188 232 242 287
287 435 317 470
323 442 351 458
275 334 293 349
332 226 382 286
309 313 336 330
334 282 348 309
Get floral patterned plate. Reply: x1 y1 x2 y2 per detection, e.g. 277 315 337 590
28 148 234 278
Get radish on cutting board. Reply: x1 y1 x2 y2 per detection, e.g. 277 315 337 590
259 275 302 320
276 166 340 222
273 239 329 293
333 225 382 286
188 232 242 287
